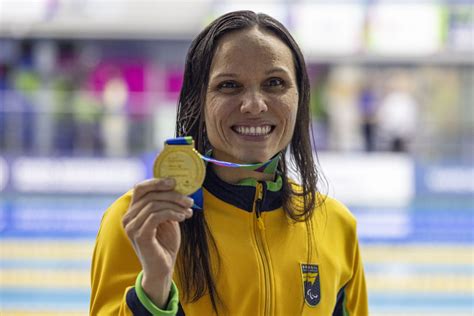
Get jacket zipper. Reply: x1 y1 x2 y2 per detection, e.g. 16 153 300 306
255 182 265 230
253 182 272 316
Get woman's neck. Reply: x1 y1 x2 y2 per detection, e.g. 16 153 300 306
211 164 275 184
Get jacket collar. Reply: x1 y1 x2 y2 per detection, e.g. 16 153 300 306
203 165 283 213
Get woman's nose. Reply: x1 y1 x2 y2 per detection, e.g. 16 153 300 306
240 90 268 115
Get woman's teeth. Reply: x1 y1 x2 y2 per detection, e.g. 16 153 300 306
234 125 272 136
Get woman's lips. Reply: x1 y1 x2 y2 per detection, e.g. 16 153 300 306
231 124 274 136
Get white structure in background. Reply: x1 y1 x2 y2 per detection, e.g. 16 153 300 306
292 3 365 56
101 72 129 157
368 3 443 55
12 157 145 193
426 166 474 194
153 101 177 151
0 157 8 192
325 66 363 152
376 73 419 152
318 153 414 207
0 0 214 39
356 211 412 239
289 153 415 207
377 92 418 152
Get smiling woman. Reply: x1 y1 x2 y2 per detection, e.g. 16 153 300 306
90 10 368 316
205 27 299 181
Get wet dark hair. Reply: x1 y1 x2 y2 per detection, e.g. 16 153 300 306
175 10 321 312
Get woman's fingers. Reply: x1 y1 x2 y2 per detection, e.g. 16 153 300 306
122 178 195 259
123 178 194 228
131 178 175 204
121 178 194 279
124 200 192 235
123 191 193 226
131 210 185 243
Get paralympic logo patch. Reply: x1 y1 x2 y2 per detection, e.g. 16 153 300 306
301 263 321 307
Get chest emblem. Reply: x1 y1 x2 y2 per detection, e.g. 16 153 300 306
301 263 321 307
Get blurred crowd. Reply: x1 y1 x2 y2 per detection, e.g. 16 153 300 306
310 64 471 162
0 39 472 163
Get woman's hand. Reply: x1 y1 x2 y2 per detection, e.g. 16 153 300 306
122 178 194 308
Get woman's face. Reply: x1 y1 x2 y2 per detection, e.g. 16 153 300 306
205 27 299 164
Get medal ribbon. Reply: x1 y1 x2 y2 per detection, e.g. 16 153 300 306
166 137 280 174
165 137 281 210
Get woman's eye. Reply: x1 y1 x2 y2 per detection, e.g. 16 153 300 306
218 81 240 90
266 78 284 87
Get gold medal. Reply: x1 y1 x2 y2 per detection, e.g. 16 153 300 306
153 138 205 195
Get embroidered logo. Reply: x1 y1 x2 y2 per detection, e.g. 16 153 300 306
301 263 321 307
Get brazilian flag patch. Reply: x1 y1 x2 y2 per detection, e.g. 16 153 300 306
301 263 321 307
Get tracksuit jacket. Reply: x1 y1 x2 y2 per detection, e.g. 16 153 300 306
90 167 368 315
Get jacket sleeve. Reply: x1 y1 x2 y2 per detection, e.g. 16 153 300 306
341 227 369 316
89 192 180 315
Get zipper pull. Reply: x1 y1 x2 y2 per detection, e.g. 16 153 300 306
255 182 265 230
257 216 266 230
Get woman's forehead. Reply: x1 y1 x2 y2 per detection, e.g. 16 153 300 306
210 28 294 76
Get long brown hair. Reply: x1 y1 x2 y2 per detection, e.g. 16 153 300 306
175 10 322 312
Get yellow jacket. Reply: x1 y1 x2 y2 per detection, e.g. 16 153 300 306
90 169 368 315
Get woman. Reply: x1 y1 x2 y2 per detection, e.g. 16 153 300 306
90 11 368 315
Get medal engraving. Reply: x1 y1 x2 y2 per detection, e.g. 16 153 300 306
153 142 205 195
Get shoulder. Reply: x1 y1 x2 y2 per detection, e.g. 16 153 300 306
288 182 358 236
317 195 358 241
91 190 141 313
102 190 134 223
92 190 139 271
318 195 357 230
95 190 133 244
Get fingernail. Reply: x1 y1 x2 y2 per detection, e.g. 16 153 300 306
185 197 194 205
164 178 174 186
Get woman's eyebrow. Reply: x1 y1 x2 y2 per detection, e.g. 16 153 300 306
212 67 289 79
265 67 289 75
211 72 238 80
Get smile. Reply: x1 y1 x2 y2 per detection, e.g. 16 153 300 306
232 125 274 136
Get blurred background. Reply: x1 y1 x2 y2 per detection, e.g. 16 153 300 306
0 0 472 315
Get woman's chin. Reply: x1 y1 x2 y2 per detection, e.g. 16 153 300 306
233 152 275 164
213 147 276 164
